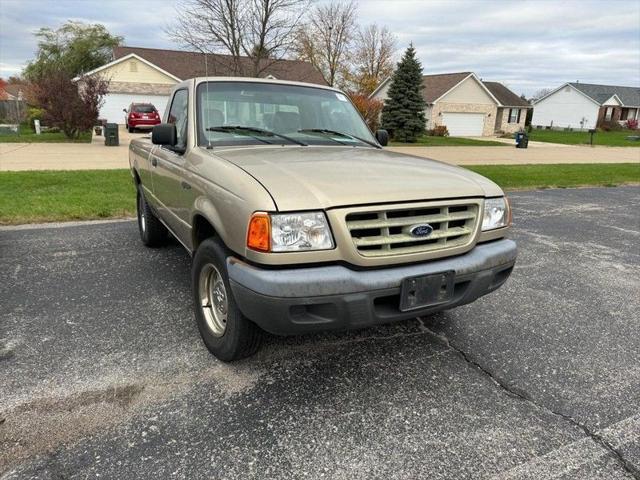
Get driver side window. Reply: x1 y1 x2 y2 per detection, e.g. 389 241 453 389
167 89 188 151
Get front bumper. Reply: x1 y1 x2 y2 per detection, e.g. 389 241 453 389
228 239 517 335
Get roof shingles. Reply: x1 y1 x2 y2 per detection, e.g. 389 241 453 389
112 46 327 85
416 72 529 107
569 82 640 107
483 81 530 107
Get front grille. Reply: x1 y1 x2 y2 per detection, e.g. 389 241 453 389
345 203 479 257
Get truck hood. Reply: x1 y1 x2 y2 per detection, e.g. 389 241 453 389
210 146 502 211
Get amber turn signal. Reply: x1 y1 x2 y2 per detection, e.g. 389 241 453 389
247 212 271 252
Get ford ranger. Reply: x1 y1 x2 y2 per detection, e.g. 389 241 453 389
129 78 517 361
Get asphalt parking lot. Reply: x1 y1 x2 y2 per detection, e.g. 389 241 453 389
1 187 639 479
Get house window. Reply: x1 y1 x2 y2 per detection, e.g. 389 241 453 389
508 108 520 123
129 61 137 72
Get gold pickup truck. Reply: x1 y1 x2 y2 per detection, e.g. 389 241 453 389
129 78 516 361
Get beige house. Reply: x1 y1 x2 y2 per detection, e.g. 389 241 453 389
75 46 326 123
370 72 531 137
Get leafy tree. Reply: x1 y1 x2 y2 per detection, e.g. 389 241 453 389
30 71 108 138
0 78 7 100
24 21 122 80
381 44 426 142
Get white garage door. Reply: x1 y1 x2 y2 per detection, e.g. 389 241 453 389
100 93 171 124
441 113 485 137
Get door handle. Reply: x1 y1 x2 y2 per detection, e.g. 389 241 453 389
151 157 158 167
181 181 191 190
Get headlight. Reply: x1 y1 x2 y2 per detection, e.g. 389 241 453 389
247 211 334 252
482 197 509 231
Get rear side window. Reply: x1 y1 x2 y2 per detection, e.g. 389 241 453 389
133 105 156 113
167 90 189 150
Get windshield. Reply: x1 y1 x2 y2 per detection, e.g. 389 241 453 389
196 81 376 147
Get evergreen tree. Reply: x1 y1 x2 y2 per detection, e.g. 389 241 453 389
381 44 426 142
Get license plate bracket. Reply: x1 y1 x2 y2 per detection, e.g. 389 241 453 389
399 271 455 312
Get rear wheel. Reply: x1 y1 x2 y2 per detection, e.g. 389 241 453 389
136 185 167 247
192 238 262 361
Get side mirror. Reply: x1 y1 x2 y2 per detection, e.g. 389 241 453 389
123 108 127 113
375 129 389 147
152 123 177 146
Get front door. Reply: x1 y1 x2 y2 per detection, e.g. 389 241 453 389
150 88 191 241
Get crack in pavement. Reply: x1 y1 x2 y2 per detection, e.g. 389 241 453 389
417 318 640 479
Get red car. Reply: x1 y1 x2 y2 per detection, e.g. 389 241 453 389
123 103 161 133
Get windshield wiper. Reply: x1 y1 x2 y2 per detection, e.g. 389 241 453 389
298 129 380 149
206 125 307 146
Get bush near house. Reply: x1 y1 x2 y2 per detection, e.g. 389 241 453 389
428 125 449 137
625 119 638 130
29 72 108 139
349 94 384 132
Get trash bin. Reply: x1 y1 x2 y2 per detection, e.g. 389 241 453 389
515 131 528 149
104 123 119 146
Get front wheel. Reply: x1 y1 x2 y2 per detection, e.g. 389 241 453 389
192 238 262 361
136 185 167 247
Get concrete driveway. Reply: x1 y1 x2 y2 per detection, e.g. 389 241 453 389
1 187 639 479
1 126 638 171
0 126 147 171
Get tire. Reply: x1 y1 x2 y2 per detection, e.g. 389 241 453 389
136 185 167 247
128 125 134 133
192 237 262 361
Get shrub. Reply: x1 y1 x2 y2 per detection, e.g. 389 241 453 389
600 121 622 132
349 93 384 132
29 71 108 139
429 125 449 137
26 107 45 131
625 119 638 130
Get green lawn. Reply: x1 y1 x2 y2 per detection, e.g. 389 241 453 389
524 129 640 147
0 126 92 143
0 170 135 225
466 163 640 189
391 136 507 147
1 165 638 225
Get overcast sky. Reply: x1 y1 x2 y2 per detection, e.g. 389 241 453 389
1 0 638 95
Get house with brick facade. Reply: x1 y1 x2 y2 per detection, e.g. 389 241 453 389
370 72 531 137
75 46 326 123
531 82 640 130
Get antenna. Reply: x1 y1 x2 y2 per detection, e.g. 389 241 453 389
205 50 212 149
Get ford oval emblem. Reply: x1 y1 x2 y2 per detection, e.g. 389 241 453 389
409 224 434 237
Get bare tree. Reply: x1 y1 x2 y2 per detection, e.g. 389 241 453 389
531 87 553 101
352 23 396 95
294 1 358 87
168 0 307 77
